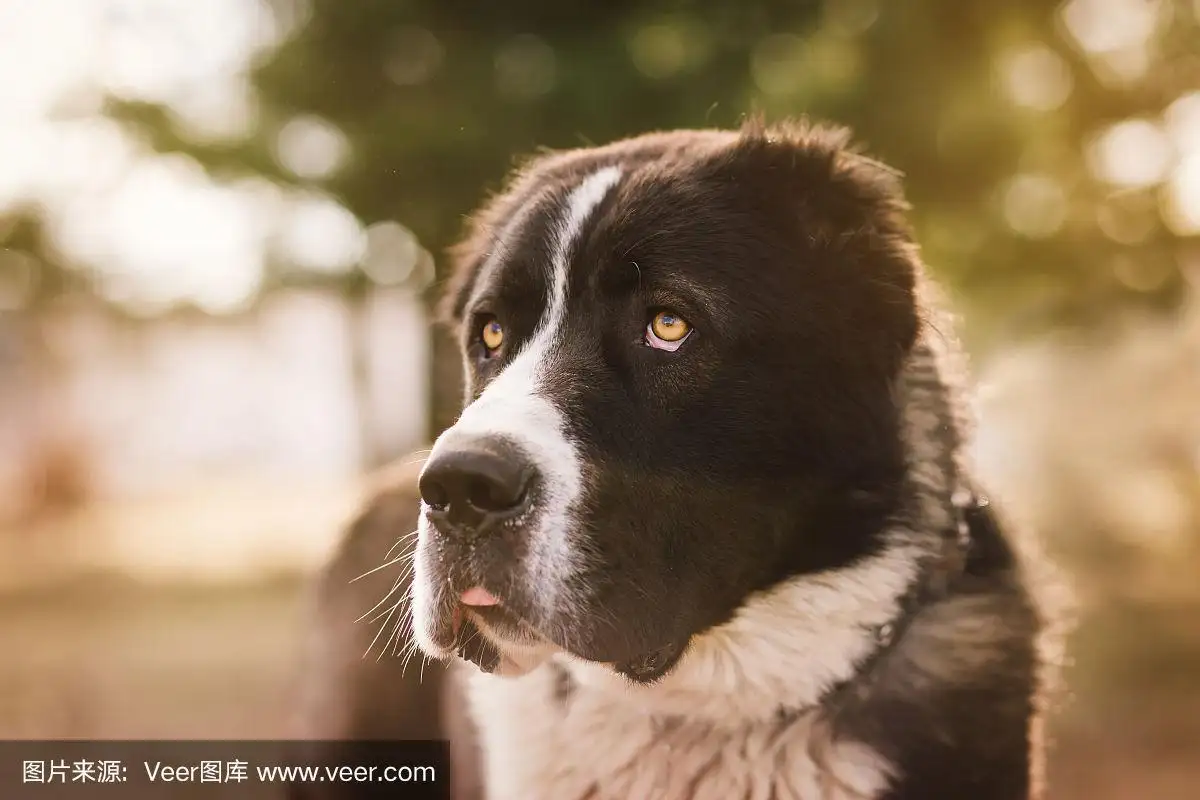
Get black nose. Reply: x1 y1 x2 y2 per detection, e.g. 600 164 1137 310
419 439 534 529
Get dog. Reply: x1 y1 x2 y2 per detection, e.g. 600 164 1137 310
290 120 1065 800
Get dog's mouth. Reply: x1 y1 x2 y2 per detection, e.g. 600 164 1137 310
441 587 558 677
431 585 690 683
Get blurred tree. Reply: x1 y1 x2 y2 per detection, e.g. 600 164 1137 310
89 0 1200 433
0 212 98 515
1 212 92 311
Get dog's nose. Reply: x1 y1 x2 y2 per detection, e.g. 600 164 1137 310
419 439 533 528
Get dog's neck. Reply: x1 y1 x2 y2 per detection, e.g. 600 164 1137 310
557 326 975 728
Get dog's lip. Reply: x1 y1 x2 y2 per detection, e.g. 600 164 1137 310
440 584 538 645
467 600 538 639
426 582 517 650
434 592 685 680
448 593 556 676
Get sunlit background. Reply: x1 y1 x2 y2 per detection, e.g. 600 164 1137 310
0 1 1197 797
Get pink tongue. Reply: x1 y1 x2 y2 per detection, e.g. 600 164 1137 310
460 586 501 607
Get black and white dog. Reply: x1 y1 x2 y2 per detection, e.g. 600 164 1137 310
293 120 1064 800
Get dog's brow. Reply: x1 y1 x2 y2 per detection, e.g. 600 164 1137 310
614 261 723 322
663 274 722 320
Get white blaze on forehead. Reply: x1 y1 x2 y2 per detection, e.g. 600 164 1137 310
426 165 623 614
544 165 624 334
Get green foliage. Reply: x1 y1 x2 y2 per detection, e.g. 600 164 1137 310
0 0 1180 332
101 0 1195 329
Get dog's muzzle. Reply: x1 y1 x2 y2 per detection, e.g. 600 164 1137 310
416 434 539 673
417 434 693 681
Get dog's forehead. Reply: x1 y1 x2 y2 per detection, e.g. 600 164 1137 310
468 165 746 321
463 164 623 311
463 130 749 300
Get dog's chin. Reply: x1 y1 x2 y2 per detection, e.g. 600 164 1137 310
414 600 558 679
450 620 689 684
461 607 560 678
413 575 691 683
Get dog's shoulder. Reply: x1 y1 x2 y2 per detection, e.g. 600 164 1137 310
833 499 1067 800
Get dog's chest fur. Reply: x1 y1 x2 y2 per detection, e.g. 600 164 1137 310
467 664 892 800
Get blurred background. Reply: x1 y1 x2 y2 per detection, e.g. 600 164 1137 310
0 0 1197 796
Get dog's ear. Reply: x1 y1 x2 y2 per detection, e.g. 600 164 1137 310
714 118 923 367
732 117 914 241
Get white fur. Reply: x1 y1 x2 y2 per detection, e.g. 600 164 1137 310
563 540 922 725
459 542 916 799
410 533 441 654
472 684 892 800
469 647 894 800
456 550 911 800
418 167 623 634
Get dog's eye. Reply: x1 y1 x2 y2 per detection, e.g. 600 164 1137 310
480 317 504 353
645 310 692 352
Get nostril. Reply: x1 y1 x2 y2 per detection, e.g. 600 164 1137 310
419 476 450 510
467 472 528 513
467 476 500 511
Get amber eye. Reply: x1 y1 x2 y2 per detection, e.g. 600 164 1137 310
646 310 691 351
480 318 504 351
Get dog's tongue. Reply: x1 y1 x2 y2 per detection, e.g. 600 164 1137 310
460 586 501 607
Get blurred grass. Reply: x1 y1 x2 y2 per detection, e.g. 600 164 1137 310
0 477 360 592
0 479 363 740
0 576 307 740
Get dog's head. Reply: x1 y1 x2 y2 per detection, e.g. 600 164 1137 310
412 121 932 684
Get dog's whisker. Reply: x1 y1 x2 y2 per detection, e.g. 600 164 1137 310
372 611 404 662
349 552 412 584
383 530 420 561
363 598 403 660
399 627 429 679
357 575 407 624
387 611 411 658
364 597 406 626
620 227 675 258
